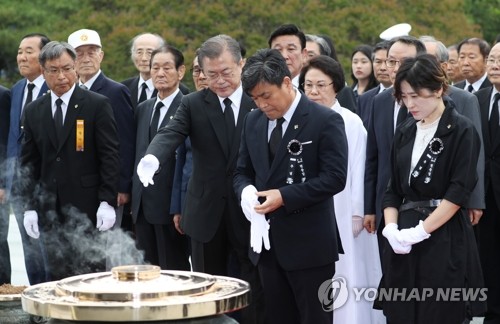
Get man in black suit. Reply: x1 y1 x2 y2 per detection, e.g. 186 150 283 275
131 45 189 270
364 36 426 251
19 41 120 281
357 41 391 129
455 38 492 93
0 85 11 284
137 35 263 324
234 48 347 324
475 42 500 324
122 33 163 109
68 29 135 248
122 33 190 110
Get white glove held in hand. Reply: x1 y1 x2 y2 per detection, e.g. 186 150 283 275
241 185 259 222
23 210 40 239
250 212 270 254
352 216 364 238
398 220 430 246
382 223 411 254
96 201 116 231
137 154 160 187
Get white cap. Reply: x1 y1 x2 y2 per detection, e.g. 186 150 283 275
68 29 102 49
379 23 412 41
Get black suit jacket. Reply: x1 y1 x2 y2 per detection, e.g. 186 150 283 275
132 92 182 224
90 72 135 194
122 75 190 110
476 87 500 206
146 87 256 244
0 86 11 188
234 94 348 271
337 85 357 113
357 85 382 129
19 86 119 226
364 89 395 227
454 78 492 92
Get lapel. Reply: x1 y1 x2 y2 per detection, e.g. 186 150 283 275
55 87 85 151
89 72 105 92
159 91 183 129
268 96 310 178
130 77 139 106
204 90 230 158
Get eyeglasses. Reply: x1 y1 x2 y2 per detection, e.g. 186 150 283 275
302 82 333 92
44 66 75 76
385 59 402 68
486 58 500 66
191 66 202 76
206 70 234 82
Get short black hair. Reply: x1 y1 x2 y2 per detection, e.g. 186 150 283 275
268 24 306 50
299 55 345 94
457 37 491 58
388 36 427 56
242 48 291 94
150 44 184 70
22 33 51 50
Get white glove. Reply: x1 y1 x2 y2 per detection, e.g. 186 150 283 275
382 223 411 254
137 154 160 187
96 201 116 231
250 211 270 253
352 216 364 238
398 220 430 247
241 185 259 222
23 210 40 239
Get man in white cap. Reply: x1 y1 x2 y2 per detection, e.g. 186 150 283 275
68 29 135 253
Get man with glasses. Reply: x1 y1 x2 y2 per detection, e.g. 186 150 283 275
357 40 391 128
68 29 134 252
19 41 119 281
455 38 491 93
474 42 500 324
364 36 426 259
137 34 264 323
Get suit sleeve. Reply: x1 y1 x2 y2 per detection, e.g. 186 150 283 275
95 98 120 207
234 114 256 200
170 139 187 214
364 98 378 214
0 88 11 188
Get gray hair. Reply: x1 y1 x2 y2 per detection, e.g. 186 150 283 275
305 34 331 57
198 34 241 69
39 41 76 68
419 35 449 62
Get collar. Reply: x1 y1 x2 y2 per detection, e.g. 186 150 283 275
51 83 76 107
139 76 154 91
218 84 243 109
27 74 45 90
282 90 301 122
80 70 102 89
330 100 342 114
466 73 488 91
155 88 180 109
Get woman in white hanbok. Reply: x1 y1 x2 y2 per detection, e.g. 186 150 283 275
300 55 385 324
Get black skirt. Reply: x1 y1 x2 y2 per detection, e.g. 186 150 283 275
376 207 486 324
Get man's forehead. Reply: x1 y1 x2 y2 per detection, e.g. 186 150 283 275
272 35 301 47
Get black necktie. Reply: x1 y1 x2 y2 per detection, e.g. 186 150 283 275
269 117 285 162
150 101 164 141
54 98 64 141
25 83 35 108
489 93 500 141
396 105 408 126
139 83 148 104
467 84 474 93
224 98 235 150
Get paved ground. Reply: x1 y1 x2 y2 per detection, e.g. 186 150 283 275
7 214 486 323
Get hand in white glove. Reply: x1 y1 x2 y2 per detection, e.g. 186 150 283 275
250 212 270 253
352 216 364 238
382 223 411 254
241 185 259 222
23 210 40 239
398 220 430 247
96 201 116 231
137 154 160 187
